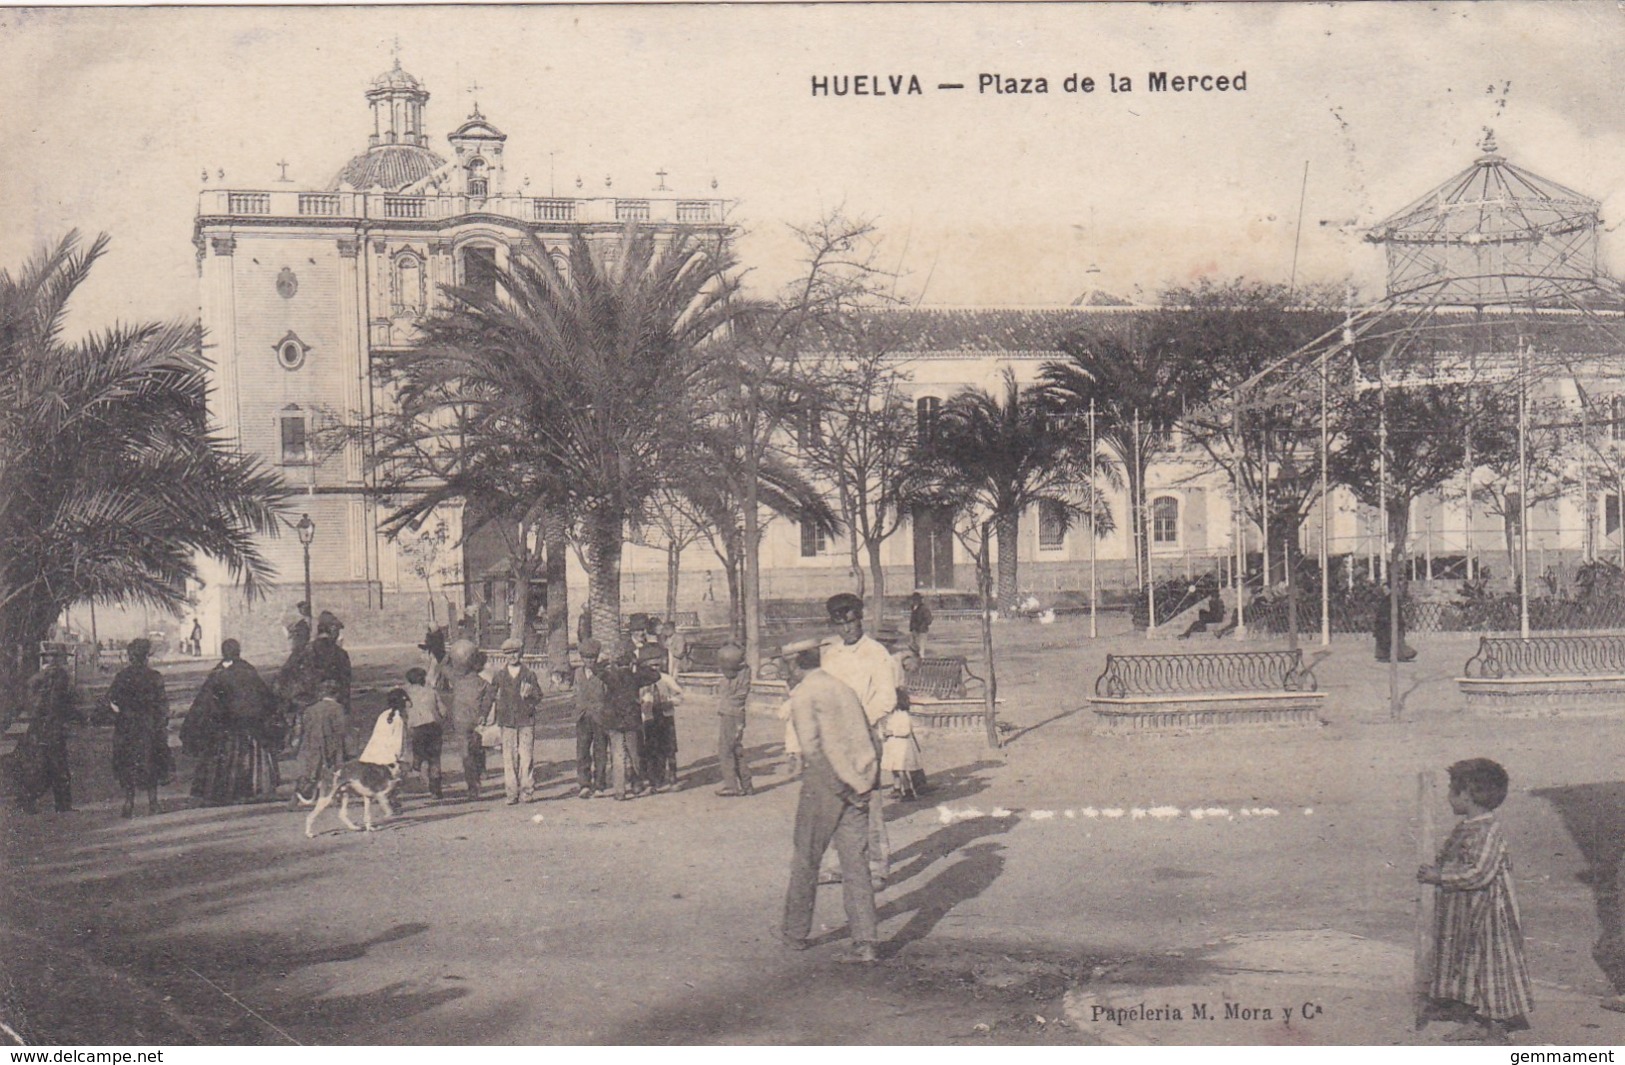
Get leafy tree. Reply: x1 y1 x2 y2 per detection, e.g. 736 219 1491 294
915 370 1104 746
372 227 748 647
719 209 902 667
1329 380 1517 581
1160 280 1343 583
0 231 289 693
795 327 920 626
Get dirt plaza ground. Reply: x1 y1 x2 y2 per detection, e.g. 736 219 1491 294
7 616 1625 1046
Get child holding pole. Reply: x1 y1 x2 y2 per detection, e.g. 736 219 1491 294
1416 757 1533 1043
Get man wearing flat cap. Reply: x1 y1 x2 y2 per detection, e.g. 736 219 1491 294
777 641 882 963
818 592 904 886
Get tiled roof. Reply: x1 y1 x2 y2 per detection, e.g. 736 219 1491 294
841 306 1139 354
330 144 448 192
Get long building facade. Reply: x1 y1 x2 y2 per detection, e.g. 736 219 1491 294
189 67 1623 656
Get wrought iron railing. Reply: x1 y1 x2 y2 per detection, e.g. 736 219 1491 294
1461 634 1625 679
1094 649 1317 699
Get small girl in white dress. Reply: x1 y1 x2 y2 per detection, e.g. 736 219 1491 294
881 707 922 800
359 688 409 766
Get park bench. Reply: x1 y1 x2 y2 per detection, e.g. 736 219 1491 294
1089 649 1325 733
1457 634 1625 715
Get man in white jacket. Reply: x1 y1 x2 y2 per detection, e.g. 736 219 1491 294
777 642 882 963
818 592 903 886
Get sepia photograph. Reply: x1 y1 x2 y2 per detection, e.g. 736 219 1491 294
4 0 1625 1049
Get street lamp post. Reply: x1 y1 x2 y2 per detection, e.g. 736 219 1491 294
296 513 316 619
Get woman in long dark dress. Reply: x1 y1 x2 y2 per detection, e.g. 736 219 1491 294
109 638 173 817
186 639 280 804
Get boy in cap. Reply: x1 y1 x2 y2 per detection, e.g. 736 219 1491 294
489 637 543 804
602 638 660 800
714 642 753 797
574 638 610 798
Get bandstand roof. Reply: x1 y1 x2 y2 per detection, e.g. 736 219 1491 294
1365 133 1604 307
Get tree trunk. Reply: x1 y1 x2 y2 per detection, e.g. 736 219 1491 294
743 431 763 672
1388 503 1410 722
995 511 1020 615
865 538 886 635
725 543 744 640
586 510 624 652
0 591 58 716
544 511 569 648
511 572 532 652
665 540 682 622
977 523 1001 749
1283 519 1299 650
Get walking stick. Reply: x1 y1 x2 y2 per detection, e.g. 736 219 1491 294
1414 769 1437 1030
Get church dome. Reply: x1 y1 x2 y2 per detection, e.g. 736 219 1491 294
370 58 424 94
330 143 447 191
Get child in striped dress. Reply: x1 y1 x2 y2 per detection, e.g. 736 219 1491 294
1417 757 1533 1043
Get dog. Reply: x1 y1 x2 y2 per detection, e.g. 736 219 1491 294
304 759 402 837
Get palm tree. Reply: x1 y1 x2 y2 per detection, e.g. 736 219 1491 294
1041 313 1192 595
917 370 1106 746
374 227 750 646
0 231 290 695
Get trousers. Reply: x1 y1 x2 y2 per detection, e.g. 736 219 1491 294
576 715 608 791
499 725 534 801
717 713 751 793
607 727 642 798
782 756 878 945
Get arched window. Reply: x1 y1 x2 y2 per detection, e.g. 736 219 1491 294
462 245 498 296
1152 496 1180 545
466 157 488 198
280 405 310 464
916 396 941 443
393 252 424 316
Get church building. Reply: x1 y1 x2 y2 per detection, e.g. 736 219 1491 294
191 59 727 654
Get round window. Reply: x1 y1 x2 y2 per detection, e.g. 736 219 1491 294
274 332 309 371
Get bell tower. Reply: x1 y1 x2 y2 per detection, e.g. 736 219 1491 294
446 104 508 198
366 58 431 149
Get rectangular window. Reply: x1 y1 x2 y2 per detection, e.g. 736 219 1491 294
1608 493 1620 537
800 519 828 558
1152 496 1180 545
1038 499 1067 550
280 416 309 464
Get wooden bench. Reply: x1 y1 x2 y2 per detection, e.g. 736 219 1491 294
1458 634 1625 715
1089 649 1325 733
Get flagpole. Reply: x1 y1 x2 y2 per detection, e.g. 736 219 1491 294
1089 398 1098 640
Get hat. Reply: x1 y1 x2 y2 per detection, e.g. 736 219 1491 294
316 610 343 635
715 642 745 671
500 637 524 653
826 593 864 622
578 637 603 660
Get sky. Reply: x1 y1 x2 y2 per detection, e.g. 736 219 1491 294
4 1 1625 333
